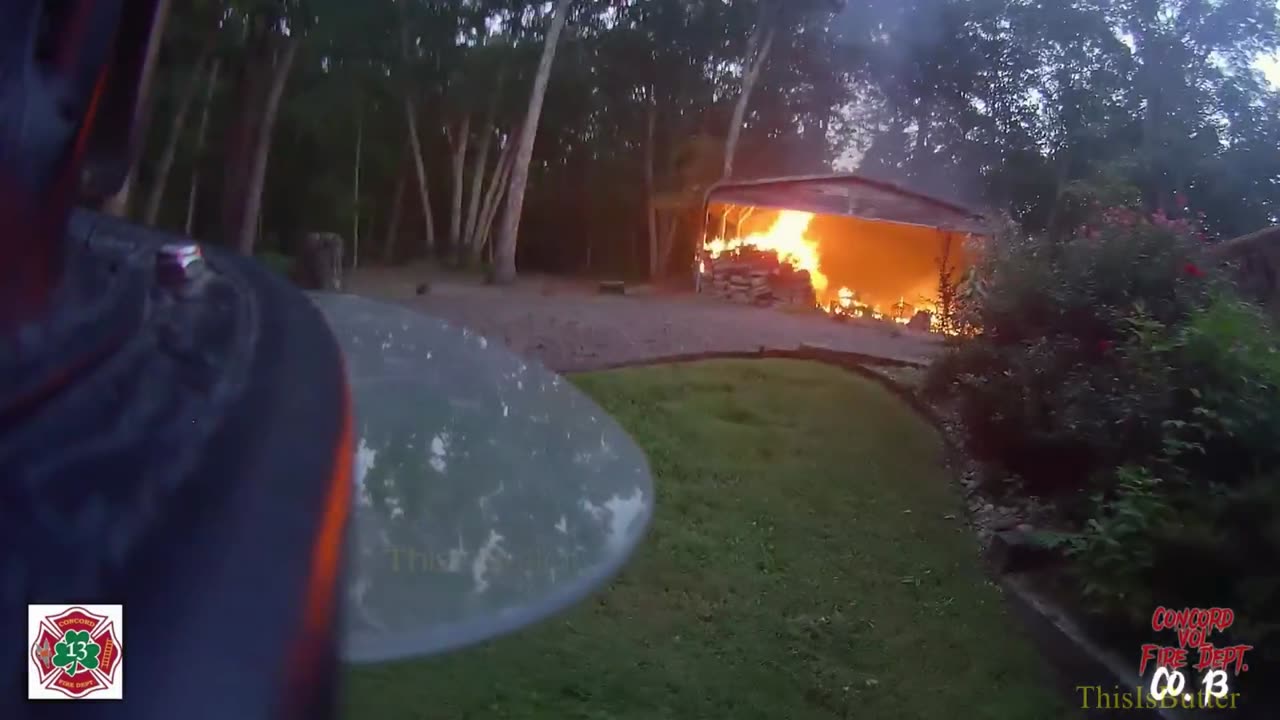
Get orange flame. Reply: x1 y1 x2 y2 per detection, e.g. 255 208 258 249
704 211 829 297
703 209 954 333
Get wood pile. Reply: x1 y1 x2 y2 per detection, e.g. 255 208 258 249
907 311 933 331
700 250 816 309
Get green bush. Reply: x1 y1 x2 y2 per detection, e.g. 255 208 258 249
1069 464 1280 675
1124 298 1280 474
926 209 1221 496
933 214 1280 677
1065 459 1280 679
1065 465 1174 624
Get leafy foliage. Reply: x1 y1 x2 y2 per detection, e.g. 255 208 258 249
134 0 1280 275
840 0 1280 242
1065 465 1175 624
927 209 1219 495
932 208 1280 683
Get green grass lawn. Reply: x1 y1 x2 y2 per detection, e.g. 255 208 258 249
345 360 1063 719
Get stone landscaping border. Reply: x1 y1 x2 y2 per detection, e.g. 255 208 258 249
579 343 927 373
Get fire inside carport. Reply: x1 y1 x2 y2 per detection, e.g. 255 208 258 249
696 175 987 333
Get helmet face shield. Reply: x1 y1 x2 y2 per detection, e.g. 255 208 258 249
310 293 656 664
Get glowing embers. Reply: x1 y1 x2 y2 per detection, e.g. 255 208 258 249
827 288 936 330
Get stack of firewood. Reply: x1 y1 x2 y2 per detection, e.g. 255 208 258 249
700 250 816 308
771 266 816 307
907 311 933 331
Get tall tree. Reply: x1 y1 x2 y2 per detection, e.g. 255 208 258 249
185 58 221 235
723 0 778 178
144 44 216 226
723 0 845 179
351 105 364 268
445 112 472 262
102 0 173 218
121 0 1280 279
220 3 304 254
493 0 575 284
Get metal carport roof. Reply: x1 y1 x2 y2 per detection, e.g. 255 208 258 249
703 173 988 234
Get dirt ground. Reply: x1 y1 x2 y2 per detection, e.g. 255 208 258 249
344 264 945 372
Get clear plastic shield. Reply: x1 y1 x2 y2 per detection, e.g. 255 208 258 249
310 293 654 663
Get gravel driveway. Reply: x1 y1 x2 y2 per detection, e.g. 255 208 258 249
344 267 944 373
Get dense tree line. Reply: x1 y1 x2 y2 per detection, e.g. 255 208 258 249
113 0 1280 281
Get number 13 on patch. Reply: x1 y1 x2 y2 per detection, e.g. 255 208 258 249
28 604 125 700
1149 666 1231 705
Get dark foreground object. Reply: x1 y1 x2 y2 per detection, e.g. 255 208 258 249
0 209 350 719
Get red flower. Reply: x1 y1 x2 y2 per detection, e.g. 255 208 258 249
1097 340 1114 353
1184 263 1204 278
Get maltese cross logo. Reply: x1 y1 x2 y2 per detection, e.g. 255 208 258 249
28 605 124 700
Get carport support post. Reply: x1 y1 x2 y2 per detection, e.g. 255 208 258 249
696 206 716 293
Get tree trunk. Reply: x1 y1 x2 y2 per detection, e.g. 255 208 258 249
657 212 680 277
464 124 495 258
144 53 211 226
222 15 272 248
493 0 574 284
1044 148 1071 242
1132 9 1164 214
1143 95 1163 212
722 8 775 180
352 107 364 269
476 138 517 265
404 100 436 255
473 132 516 264
383 163 407 263
908 96 934 189
102 0 173 218
185 58 220 236
447 113 472 264
399 17 436 258
644 100 659 279
235 38 299 255
464 80 502 257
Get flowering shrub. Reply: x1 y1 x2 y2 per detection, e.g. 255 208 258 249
926 209 1219 496
929 207 1280 681
1068 297 1280 673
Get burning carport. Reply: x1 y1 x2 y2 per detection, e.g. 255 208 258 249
696 173 988 333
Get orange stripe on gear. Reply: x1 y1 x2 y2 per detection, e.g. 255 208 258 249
285 371 354 715
307 381 353 639
73 62 110 161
